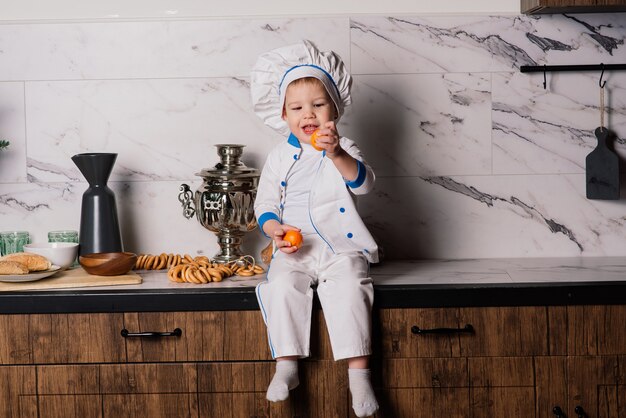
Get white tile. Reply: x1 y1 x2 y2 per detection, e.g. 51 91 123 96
361 174 626 259
344 73 492 176
0 18 349 80
0 82 27 183
0 180 268 259
24 78 276 182
493 72 626 174
351 14 626 74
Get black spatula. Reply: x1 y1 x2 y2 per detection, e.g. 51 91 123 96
586 127 619 200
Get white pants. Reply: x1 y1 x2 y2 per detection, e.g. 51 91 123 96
256 234 374 360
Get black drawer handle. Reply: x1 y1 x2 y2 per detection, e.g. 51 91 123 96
553 406 564 417
575 406 587 418
121 328 182 338
411 324 474 335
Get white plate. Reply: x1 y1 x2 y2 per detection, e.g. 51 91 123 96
0 265 61 282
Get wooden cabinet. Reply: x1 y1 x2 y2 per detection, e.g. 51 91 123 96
521 0 626 14
1 305 625 417
374 306 626 418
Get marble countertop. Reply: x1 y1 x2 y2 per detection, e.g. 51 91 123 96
2 257 626 314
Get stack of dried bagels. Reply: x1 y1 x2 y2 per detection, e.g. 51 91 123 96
0 253 52 275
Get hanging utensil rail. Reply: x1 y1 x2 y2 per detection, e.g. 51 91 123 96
520 64 626 73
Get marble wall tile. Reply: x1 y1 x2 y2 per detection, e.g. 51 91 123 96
0 180 267 257
361 175 626 259
351 14 626 75
493 71 626 174
0 82 27 183
0 18 350 81
344 73 492 176
2 14 626 260
24 78 274 183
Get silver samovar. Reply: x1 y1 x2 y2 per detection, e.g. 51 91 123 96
178 144 260 263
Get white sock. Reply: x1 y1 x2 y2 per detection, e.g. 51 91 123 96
266 360 299 402
349 368 379 417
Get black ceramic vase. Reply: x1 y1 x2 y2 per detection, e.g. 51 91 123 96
72 153 123 256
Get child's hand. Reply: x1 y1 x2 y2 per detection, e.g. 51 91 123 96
272 224 301 254
312 122 343 157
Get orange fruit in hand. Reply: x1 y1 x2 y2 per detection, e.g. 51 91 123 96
310 130 323 151
283 230 303 249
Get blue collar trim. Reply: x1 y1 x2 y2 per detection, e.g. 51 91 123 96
287 133 301 148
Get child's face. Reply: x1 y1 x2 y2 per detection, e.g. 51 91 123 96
282 79 335 145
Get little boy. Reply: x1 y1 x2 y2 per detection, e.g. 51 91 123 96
250 40 379 418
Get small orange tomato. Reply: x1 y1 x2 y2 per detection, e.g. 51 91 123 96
283 230 303 249
310 130 323 151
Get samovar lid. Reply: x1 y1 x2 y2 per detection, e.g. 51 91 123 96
195 144 260 179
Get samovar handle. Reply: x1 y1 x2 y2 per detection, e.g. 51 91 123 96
178 184 196 219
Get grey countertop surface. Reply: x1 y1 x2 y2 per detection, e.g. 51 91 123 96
2 257 626 313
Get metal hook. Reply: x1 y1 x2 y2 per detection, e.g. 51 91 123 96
543 65 547 89
599 63 607 88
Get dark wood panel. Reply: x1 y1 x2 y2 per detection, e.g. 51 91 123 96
0 315 33 364
534 356 568 418
37 365 100 394
0 366 36 417
378 308 462 358
379 358 467 388
223 310 272 361
37 395 102 418
103 394 197 418
199 360 349 418
468 357 534 387
124 311 224 362
99 363 197 394
471 387 535 418
30 313 126 364
459 307 548 356
568 356 619 416
547 306 567 355
567 305 626 356
371 388 469 418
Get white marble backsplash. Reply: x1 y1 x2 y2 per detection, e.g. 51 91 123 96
1 13 625 260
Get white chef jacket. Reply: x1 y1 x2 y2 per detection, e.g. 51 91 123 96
255 133 379 263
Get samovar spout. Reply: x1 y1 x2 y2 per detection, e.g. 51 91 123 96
178 184 196 219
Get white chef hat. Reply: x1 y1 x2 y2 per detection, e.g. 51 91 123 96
250 40 352 137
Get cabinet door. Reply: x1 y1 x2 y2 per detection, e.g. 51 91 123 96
378 307 549 359
370 358 469 418
34 363 198 418
535 356 620 418
469 357 535 418
198 360 348 418
458 307 548 357
124 311 226 362
568 356 619 418
377 308 463 358
0 313 126 365
0 366 37 418
567 305 626 356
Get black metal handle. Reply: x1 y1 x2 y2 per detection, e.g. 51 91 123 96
411 324 474 335
121 328 182 338
553 406 564 417
575 406 586 418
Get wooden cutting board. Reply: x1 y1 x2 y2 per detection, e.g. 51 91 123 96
0 267 142 292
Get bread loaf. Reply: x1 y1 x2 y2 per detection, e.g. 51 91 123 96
1 252 51 272
0 260 29 275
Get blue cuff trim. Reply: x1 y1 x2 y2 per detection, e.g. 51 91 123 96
258 212 280 236
345 160 366 188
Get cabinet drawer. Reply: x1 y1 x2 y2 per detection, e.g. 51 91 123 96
124 311 274 362
378 307 549 358
567 305 626 355
0 313 126 365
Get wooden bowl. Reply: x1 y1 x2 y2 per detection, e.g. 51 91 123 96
79 252 137 276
